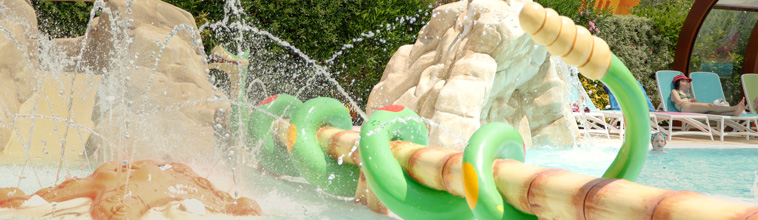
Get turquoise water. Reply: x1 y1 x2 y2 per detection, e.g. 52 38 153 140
526 147 758 201
2 147 755 219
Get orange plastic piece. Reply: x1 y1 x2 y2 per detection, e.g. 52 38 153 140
0 160 262 219
595 0 640 15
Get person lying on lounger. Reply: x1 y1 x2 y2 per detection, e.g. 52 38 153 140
671 75 746 116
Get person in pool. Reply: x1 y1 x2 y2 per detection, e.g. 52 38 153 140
671 75 746 116
650 132 668 153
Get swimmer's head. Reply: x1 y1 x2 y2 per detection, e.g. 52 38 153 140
651 132 667 151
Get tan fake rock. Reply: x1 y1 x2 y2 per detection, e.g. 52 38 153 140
366 0 577 150
0 0 228 163
75 0 230 161
0 0 38 152
1 73 100 164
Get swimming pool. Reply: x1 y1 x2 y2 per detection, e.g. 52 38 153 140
2 147 756 219
527 147 758 204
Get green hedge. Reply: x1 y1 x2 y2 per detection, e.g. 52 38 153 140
32 1 93 38
237 0 447 116
597 15 672 108
632 0 694 58
31 0 448 118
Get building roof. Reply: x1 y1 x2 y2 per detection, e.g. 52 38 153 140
715 0 758 12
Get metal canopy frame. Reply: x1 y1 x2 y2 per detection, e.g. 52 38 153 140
673 0 758 75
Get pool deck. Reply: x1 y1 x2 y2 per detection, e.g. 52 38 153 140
582 134 758 149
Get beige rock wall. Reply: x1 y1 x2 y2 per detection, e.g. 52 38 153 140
0 0 38 152
80 0 229 162
0 0 229 163
367 0 578 150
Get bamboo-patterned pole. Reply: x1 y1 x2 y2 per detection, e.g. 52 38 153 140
273 121 758 219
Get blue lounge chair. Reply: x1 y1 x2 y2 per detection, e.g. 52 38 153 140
744 74 758 135
604 81 655 112
690 72 758 141
560 56 652 139
602 82 661 138
743 74 758 114
569 77 659 139
654 70 714 141
568 80 612 139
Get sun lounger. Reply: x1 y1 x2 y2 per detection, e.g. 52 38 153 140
742 74 758 134
559 56 649 139
570 83 612 139
570 79 660 139
602 81 662 138
690 72 758 141
654 70 715 141
565 68 665 139
604 82 655 112
743 74 758 114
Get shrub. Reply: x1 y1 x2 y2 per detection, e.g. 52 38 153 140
32 1 93 38
597 14 672 108
238 0 449 112
632 0 694 60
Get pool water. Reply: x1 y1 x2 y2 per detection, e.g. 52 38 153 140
2 147 756 218
0 163 93 194
526 147 758 204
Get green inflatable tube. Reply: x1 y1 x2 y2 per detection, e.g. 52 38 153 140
599 54 651 181
249 94 303 176
289 97 360 196
462 122 537 220
454 54 649 218
359 105 473 220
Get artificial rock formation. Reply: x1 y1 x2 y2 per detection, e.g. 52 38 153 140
0 0 38 153
0 0 230 162
367 0 577 150
0 0 105 164
81 0 229 162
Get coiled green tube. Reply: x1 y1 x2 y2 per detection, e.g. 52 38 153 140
359 105 473 220
288 97 359 196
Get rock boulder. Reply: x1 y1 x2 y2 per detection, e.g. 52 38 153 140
366 0 577 150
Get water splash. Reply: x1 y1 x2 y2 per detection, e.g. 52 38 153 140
1 0 451 218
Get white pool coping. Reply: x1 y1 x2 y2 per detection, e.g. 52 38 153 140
580 134 758 149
